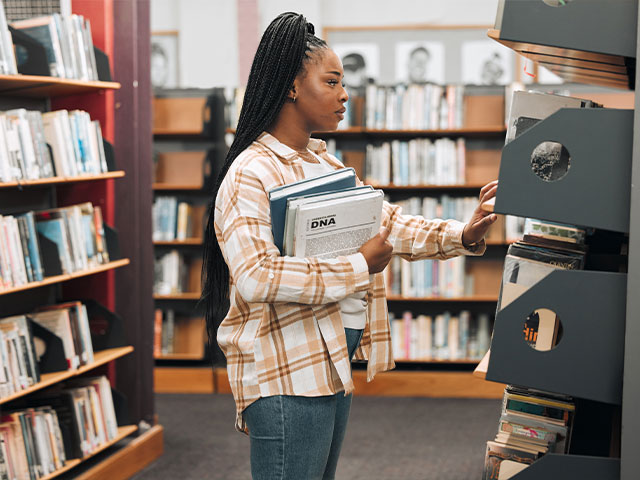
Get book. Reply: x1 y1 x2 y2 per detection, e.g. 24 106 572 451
10 16 66 77
268 167 356 254
482 440 538 480
283 186 373 256
291 189 383 259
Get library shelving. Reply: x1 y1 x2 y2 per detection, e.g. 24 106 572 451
483 1 639 478
152 89 226 392
0 1 163 478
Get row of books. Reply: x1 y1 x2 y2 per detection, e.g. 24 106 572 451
153 251 201 296
12 13 100 81
0 109 107 182
0 203 110 290
360 83 465 131
0 1 15 75
386 255 470 299
0 303 95 400
1 375 119 478
153 310 205 358
226 84 467 131
152 197 205 242
390 310 491 361
0 108 108 183
364 137 466 186
483 386 575 479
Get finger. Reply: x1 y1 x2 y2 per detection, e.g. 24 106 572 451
479 180 499 199
479 185 498 204
378 227 390 242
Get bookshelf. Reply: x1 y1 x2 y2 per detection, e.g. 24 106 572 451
152 89 225 390
0 1 162 478
483 1 639 478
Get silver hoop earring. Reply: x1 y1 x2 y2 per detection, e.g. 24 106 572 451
292 96 297 103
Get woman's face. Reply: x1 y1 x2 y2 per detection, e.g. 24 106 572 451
293 49 349 132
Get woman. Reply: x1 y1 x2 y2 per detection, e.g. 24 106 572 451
202 12 498 480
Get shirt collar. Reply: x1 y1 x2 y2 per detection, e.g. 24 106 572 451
256 132 328 164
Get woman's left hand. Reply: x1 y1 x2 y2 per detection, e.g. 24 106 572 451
462 180 499 248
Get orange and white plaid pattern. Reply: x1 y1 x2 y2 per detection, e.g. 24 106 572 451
215 132 485 432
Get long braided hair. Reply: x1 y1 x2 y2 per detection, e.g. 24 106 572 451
202 13 328 360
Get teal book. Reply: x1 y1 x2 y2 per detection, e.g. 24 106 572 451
268 167 356 255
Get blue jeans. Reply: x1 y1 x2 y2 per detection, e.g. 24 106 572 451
243 328 364 480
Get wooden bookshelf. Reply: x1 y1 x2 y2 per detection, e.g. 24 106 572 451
0 171 126 189
0 259 130 296
40 425 138 480
386 295 499 302
152 183 203 191
375 183 491 191
155 352 204 361
153 238 203 246
154 366 215 394
394 358 481 365
153 292 201 301
0 74 120 97
0 346 134 405
226 126 506 137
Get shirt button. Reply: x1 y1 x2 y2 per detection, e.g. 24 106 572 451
269 273 275 279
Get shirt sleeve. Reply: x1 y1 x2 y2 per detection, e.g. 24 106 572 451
216 160 371 305
382 200 486 261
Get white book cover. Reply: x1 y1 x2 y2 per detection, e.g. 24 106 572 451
42 111 72 177
292 191 383 260
283 186 373 256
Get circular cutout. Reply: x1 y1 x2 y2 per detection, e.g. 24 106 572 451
531 141 571 182
542 0 573 6
523 308 563 352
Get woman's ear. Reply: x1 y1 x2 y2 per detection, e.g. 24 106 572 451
287 79 299 103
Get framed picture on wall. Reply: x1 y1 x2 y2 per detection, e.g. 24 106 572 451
151 30 180 89
323 25 520 86
332 43 380 94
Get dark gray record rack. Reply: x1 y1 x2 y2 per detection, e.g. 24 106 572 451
487 1 640 479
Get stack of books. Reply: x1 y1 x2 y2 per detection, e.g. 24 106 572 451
269 168 383 259
11 13 100 81
483 385 574 480
153 251 200 295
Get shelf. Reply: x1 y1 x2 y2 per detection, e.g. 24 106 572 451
153 130 205 137
487 269 626 405
225 127 506 137
0 74 121 97
154 353 205 361
374 183 490 191
153 238 203 246
490 0 636 90
508 454 620 480
153 292 201 300
386 295 498 302
152 183 203 191
40 425 138 480
393 358 480 365
0 259 131 296
154 367 215 394
495 108 633 233
0 346 134 405
0 171 126 189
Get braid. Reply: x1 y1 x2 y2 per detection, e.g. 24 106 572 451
201 13 328 364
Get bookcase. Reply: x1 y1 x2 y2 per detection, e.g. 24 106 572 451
152 88 226 394
484 1 639 478
0 1 163 478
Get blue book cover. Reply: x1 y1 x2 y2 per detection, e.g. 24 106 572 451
21 212 44 281
269 168 356 254
35 217 71 274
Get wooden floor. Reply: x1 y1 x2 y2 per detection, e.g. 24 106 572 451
154 366 505 399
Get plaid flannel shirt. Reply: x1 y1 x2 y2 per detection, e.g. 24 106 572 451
215 132 485 432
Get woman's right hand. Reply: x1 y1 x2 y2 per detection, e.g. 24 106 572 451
359 227 393 274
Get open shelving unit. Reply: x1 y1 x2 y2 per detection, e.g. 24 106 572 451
0 1 162 478
484 1 640 478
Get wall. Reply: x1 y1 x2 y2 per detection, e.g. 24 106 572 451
150 0 499 88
